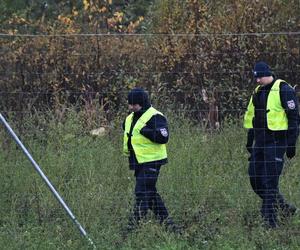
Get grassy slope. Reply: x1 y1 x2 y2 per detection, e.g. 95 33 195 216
0 113 299 249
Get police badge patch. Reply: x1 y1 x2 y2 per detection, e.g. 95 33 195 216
160 128 168 137
287 100 295 110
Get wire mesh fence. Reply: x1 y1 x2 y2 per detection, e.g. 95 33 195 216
0 32 300 248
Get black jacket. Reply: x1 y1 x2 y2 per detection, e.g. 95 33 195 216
123 106 169 170
247 78 300 147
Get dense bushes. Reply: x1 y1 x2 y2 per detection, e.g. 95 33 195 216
0 0 299 127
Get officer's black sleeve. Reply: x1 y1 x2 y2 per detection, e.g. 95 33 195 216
140 114 169 144
280 83 300 146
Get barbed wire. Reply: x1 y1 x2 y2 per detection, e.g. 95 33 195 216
0 109 245 113
0 70 298 76
1 51 298 57
0 90 278 95
0 87 299 94
1 44 298 60
1 31 300 38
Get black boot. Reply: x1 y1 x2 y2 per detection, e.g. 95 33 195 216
281 204 298 218
164 218 183 234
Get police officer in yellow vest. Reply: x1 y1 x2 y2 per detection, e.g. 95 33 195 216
244 62 300 228
123 87 176 233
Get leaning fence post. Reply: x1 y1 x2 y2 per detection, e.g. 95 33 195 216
0 113 96 249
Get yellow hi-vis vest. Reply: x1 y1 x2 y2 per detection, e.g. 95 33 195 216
244 79 288 130
123 107 167 164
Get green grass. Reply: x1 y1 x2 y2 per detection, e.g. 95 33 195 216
0 112 300 249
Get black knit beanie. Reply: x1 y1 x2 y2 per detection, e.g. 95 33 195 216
253 61 272 78
127 88 150 107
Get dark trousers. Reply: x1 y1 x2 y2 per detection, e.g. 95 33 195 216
248 139 293 227
131 168 169 224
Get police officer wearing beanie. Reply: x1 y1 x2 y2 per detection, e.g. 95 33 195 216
122 87 176 234
244 62 300 228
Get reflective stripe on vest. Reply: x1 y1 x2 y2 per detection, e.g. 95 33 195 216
123 107 167 164
243 79 288 130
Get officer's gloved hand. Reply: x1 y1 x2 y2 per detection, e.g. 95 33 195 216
286 145 296 159
246 129 254 154
246 144 252 154
246 140 253 154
